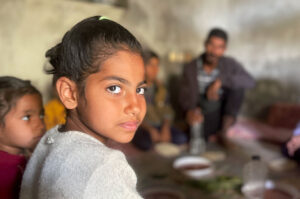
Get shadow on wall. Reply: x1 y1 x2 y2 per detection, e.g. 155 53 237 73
241 78 300 120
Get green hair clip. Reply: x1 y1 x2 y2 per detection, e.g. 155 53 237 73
99 16 109 21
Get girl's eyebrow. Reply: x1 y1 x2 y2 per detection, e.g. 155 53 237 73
101 76 129 84
23 109 34 114
101 76 146 87
137 80 147 87
23 109 40 115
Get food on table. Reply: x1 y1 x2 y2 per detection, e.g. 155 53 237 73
173 156 214 179
176 163 210 171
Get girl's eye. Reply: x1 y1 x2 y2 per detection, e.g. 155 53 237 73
22 115 30 121
137 87 147 95
107 85 121 94
40 114 44 119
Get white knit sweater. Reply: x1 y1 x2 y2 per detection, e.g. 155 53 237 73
20 126 142 199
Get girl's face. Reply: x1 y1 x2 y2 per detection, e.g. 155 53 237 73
0 94 45 155
74 50 147 143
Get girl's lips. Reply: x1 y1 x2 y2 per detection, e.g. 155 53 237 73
119 121 139 131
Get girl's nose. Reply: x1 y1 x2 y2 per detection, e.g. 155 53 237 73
124 93 141 116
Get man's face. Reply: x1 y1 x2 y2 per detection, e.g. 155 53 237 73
204 36 226 65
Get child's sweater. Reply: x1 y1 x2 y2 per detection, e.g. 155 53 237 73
0 150 27 199
20 126 142 199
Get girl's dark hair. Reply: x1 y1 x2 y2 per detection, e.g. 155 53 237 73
0 76 41 125
142 49 159 65
45 16 143 92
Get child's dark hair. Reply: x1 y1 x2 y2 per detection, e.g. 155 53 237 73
0 76 41 125
45 16 143 93
142 49 159 65
206 28 228 44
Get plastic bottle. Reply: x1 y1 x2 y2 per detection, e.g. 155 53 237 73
242 155 268 199
189 122 206 155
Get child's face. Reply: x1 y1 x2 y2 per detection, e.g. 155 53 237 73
0 94 45 154
145 57 159 83
76 50 147 143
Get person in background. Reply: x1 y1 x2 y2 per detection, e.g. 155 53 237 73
179 28 255 142
0 76 45 199
132 50 187 150
283 122 300 163
226 118 300 164
20 16 146 198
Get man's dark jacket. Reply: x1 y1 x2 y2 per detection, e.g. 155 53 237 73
179 55 255 117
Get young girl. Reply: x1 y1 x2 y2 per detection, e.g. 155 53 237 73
20 16 146 198
0 76 45 199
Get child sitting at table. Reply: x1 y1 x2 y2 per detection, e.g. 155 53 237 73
20 16 146 198
0 76 45 199
132 49 187 150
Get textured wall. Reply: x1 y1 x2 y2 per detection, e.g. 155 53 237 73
122 0 300 75
1 0 299 118
0 0 124 100
121 0 300 117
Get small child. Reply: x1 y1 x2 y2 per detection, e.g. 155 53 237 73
132 49 187 150
0 76 45 199
20 16 146 198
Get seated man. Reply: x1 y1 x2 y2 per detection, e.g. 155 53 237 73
179 28 255 142
132 49 187 150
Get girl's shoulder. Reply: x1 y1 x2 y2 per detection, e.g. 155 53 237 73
22 127 139 199
32 126 131 181
82 148 139 198
41 126 126 164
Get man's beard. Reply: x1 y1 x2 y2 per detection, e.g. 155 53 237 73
204 53 219 65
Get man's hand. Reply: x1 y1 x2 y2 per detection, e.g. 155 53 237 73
186 108 203 126
287 135 300 156
207 79 222 100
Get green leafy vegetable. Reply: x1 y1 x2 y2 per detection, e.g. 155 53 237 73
187 175 243 194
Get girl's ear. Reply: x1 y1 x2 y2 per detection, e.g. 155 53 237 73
56 77 78 109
